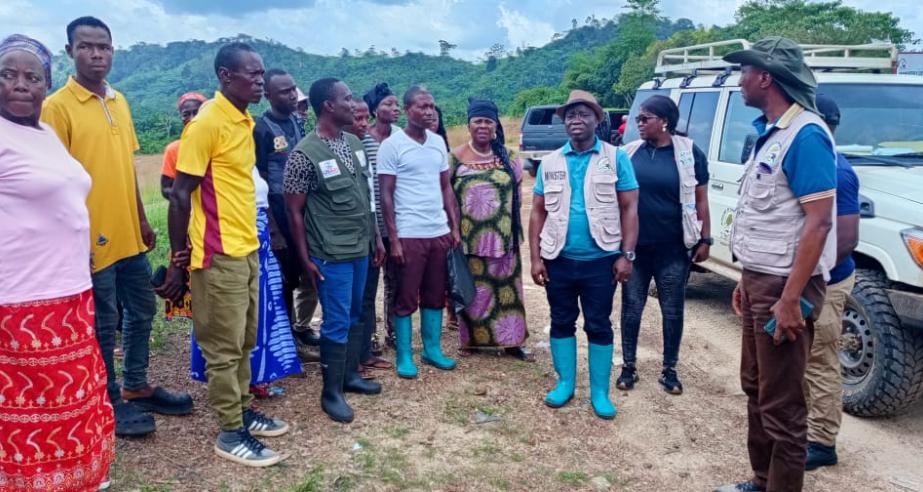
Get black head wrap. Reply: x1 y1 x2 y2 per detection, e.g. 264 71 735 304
466 98 522 247
363 82 394 115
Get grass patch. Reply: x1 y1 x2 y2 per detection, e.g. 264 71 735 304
471 438 501 462
442 393 476 426
289 466 325 492
383 424 410 440
351 438 419 488
557 471 590 486
492 478 512 490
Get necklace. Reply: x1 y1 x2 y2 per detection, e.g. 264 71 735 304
467 140 493 158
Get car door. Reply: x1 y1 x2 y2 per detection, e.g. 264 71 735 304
707 90 762 275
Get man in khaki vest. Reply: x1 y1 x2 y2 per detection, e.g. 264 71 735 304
715 38 838 492
529 90 639 420
283 78 386 424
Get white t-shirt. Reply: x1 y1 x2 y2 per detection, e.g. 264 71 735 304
377 129 450 239
253 167 269 210
0 118 92 304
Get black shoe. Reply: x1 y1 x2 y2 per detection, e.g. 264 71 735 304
319 339 354 423
243 408 290 437
658 367 684 395
805 441 838 470
616 365 639 390
214 428 280 467
344 325 382 395
713 480 765 492
113 400 156 437
123 386 194 415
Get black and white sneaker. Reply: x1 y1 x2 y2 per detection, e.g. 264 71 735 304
244 408 290 437
214 429 280 467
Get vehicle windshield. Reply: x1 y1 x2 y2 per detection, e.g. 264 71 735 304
819 83 923 165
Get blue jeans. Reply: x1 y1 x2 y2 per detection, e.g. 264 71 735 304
619 243 691 368
312 256 370 344
545 255 618 345
91 253 157 402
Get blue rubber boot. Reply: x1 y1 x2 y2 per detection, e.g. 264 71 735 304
394 315 418 379
544 337 576 408
587 343 617 419
420 308 456 370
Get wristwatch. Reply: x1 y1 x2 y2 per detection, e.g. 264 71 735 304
698 237 714 246
622 251 636 262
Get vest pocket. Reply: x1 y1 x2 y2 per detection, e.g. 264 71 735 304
320 214 366 255
539 218 564 256
746 179 776 211
544 184 564 212
741 235 793 269
681 205 702 248
592 175 617 203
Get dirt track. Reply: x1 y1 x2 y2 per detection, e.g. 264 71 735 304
112 161 923 491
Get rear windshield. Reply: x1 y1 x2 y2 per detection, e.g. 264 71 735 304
525 108 562 126
819 83 923 162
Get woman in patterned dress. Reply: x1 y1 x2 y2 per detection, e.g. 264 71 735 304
0 34 114 491
449 99 531 361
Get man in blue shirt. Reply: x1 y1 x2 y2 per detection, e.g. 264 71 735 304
718 38 838 492
529 90 639 420
804 95 860 471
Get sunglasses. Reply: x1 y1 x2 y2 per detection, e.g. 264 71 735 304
635 114 659 124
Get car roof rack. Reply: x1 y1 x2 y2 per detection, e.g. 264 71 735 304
655 39 897 76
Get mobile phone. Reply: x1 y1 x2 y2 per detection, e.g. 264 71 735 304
151 265 167 288
764 297 815 343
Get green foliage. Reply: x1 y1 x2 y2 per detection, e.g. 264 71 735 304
509 85 569 115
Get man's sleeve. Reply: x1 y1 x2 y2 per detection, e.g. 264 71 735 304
782 124 837 203
376 139 398 175
161 142 178 179
283 150 313 194
176 119 215 177
439 147 450 172
836 157 861 216
40 100 71 150
693 144 710 185
253 122 269 176
533 165 545 196
615 150 639 191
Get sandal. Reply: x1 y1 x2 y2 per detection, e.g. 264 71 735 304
113 400 156 437
361 356 393 370
358 366 377 380
505 347 535 362
457 348 475 357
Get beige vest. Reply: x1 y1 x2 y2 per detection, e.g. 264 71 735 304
623 136 702 248
539 141 623 260
730 104 837 280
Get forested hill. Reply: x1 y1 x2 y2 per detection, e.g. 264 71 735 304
48 17 692 152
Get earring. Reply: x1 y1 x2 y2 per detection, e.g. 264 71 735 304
662 124 668 132
490 132 497 140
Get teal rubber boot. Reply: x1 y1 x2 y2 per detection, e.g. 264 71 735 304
420 308 456 370
587 343 617 419
544 337 576 408
394 315 418 379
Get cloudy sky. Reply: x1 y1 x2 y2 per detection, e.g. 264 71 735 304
5 0 921 59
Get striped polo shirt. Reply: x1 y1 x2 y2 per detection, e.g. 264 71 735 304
176 91 259 269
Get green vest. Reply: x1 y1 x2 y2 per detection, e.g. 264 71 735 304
296 132 373 261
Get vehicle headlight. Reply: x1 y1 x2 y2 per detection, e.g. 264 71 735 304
903 228 923 269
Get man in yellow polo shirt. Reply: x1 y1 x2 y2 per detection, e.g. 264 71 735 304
42 16 192 438
158 42 288 467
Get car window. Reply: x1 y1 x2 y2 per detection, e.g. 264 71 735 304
623 89 671 142
676 93 694 135
719 91 761 164
685 92 719 151
526 108 561 126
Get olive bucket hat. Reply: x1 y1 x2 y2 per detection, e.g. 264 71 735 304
723 36 819 113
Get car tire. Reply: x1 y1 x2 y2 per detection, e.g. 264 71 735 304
841 269 923 417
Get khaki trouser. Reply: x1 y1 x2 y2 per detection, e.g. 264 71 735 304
293 274 319 330
804 272 855 447
191 252 259 431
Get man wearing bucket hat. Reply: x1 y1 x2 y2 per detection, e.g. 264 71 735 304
716 37 838 492
529 89 639 420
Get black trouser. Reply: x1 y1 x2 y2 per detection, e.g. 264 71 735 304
545 255 618 345
619 242 691 369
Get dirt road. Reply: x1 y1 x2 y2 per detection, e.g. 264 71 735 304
113 163 923 491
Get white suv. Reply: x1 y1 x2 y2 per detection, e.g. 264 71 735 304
625 40 923 417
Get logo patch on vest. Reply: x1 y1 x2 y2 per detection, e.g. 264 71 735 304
319 159 341 179
355 151 367 168
273 135 289 153
596 157 613 172
678 150 694 167
764 142 783 167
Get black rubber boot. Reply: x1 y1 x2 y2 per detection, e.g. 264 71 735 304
319 339 354 423
344 325 382 395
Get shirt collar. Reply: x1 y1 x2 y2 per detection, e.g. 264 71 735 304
752 103 804 137
212 91 254 126
65 75 116 103
563 136 601 156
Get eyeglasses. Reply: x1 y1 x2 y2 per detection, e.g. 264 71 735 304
635 114 659 124
564 111 595 122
